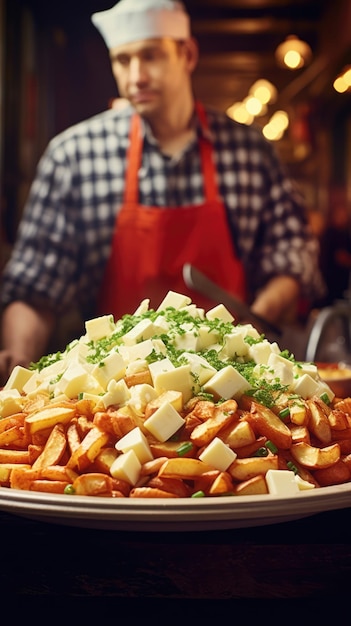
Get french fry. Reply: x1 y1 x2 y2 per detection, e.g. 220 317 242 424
288 424 311 445
146 476 191 497
290 442 340 469
129 487 180 498
149 440 196 458
244 401 292 449
32 424 67 470
328 410 350 431
219 419 256 449
124 370 152 388
66 426 110 471
234 475 268 496
313 460 351 486
208 471 233 495
190 400 237 447
29 480 70 494
25 404 76 435
0 464 31 485
158 457 215 479
307 399 332 444
0 449 30 464
229 454 279 482
72 473 114 496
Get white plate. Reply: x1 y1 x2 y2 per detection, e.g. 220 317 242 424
1 483 351 531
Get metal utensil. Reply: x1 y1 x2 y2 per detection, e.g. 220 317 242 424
182 263 311 359
183 263 282 337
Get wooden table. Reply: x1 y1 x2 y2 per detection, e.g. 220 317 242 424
1 505 351 616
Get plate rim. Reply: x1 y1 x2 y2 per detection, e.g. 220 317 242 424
1 482 351 530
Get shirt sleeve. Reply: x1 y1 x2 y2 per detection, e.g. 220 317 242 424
234 135 325 303
1 141 82 315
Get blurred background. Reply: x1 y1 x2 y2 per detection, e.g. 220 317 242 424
1 0 351 348
1 0 351 247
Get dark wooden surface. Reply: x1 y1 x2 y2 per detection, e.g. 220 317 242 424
1 504 351 616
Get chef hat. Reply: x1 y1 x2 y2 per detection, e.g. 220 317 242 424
91 0 191 49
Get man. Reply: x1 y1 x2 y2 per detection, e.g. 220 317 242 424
0 0 324 383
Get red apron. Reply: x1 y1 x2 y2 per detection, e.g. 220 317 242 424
97 103 246 319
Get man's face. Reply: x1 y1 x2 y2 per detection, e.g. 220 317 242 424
109 38 192 117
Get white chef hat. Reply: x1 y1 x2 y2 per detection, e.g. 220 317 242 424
91 0 191 49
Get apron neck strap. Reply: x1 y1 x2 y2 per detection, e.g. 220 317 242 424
124 103 220 204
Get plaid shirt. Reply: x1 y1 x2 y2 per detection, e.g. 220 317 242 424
1 104 324 318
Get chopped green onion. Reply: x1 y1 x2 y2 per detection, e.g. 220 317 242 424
287 461 299 475
64 484 75 495
176 442 193 456
266 440 278 454
77 392 84 400
320 392 330 405
279 407 290 421
253 446 269 457
191 490 205 498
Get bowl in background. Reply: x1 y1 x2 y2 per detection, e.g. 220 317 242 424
317 362 351 398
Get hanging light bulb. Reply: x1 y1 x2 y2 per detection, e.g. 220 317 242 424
275 35 312 70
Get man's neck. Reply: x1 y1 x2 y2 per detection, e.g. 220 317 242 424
146 95 196 157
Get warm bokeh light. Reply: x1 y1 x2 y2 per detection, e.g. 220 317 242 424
275 35 312 70
244 96 265 116
249 79 277 104
262 110 289 141
333 66 351 93
333 76 349 93
283 50 302 70
226 103 254 125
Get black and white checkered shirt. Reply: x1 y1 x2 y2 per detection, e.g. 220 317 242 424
1 104 324 319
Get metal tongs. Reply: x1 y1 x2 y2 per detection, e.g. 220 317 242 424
182 263 283 340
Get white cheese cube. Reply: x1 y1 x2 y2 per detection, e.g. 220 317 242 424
173 325 200 351
266 469 299 496
294 475 315 491
206 304 234 323
291 374 321 399
267 352 294 386
219 331 248 359
133 298 150 315
81 392 104 408
91 350 126 390
56 363 91 399
115 427 153 464
144 402 185 442
248 340 276 365
85 315 115 341
156 291 192 311
22 371 42 396
100 378 131 409
127 384 158 413
237 323 262 341
180 304 205 319
181 352 217 392
203 365 251 399
125 359 149 376
152 315 170 334
110 449 141 485
199 437 237 471
36 358 65 380
122 319 155 346
148 358 175 381
118 338 158 363
0 388 25 417
293 362 318 379
196 325 220 350
3 365 34 393
315 381 335 403
152 364 193 403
